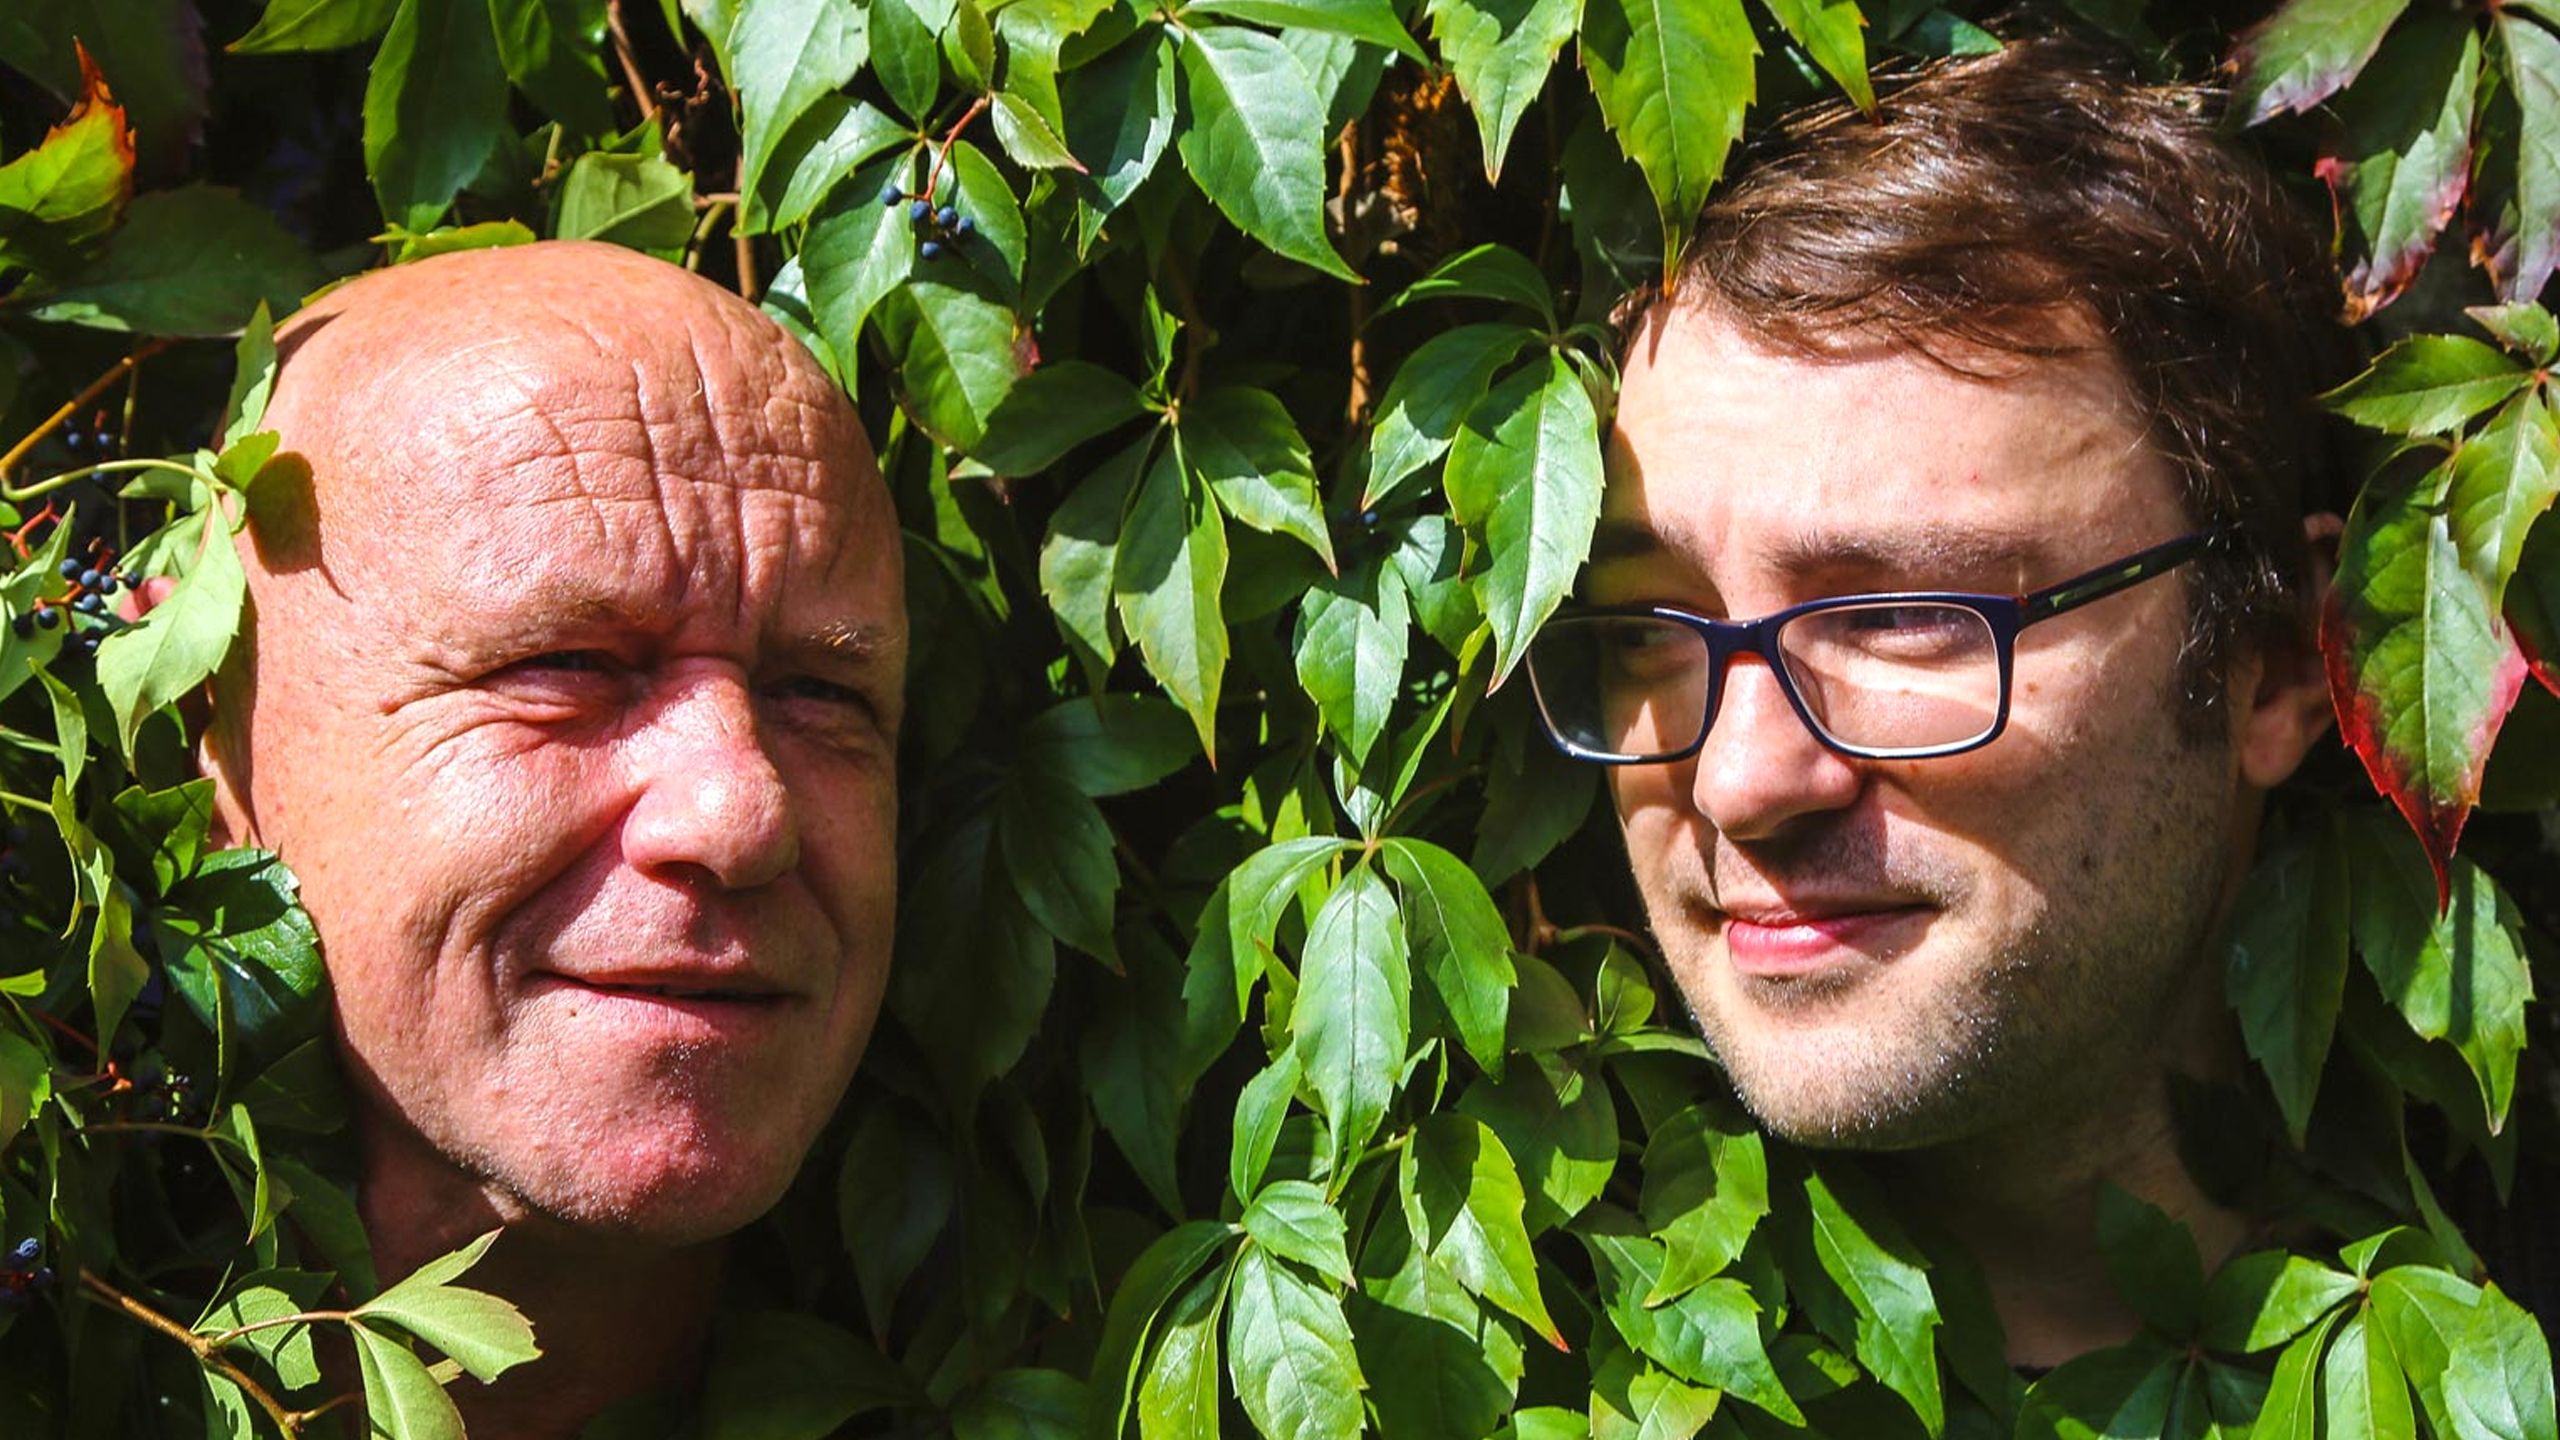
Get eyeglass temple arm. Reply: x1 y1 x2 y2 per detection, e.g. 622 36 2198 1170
2020 530 2222 623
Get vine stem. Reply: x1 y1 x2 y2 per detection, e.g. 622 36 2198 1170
1 456 201 504
201 1307 356 1350
0 339 172 484
920 96 992 204
605 0 660 132
79 1270 309 1433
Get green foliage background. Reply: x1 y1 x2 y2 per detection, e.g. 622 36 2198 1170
0 0 2554 1435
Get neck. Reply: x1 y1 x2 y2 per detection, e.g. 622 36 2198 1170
358 1126 724 1438
1872 978 2247 1368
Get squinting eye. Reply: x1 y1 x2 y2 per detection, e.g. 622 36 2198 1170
514 650 618 674
772 675 866 707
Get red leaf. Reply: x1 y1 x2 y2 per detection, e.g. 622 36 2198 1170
2322 470 2529 908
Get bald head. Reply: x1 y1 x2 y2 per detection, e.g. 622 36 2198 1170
208 239 907 1252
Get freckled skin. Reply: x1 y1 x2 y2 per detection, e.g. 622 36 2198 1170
206 241 905 1246
1600 307 2252 1149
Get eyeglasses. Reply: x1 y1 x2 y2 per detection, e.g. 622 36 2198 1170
1524 530 2224 764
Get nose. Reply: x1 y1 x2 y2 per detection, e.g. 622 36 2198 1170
619 666 800 889
1687 653 1864 842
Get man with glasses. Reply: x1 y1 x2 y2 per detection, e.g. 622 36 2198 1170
1524 39 2342 1363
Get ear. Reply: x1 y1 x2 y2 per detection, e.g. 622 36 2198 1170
2231 513 2341 790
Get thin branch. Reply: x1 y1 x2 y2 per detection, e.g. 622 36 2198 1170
605 0 661 133
920 96 992 204
2 456 201 505
201 1307 355 1351
0 340 172 484
79 1271 305 1432
732 155 759 302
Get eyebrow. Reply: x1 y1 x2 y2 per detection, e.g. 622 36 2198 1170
1582 516 2048 588
787 620 903 664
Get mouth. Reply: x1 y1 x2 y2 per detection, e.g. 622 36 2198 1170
1715 903 1932 978
531 973 797 1008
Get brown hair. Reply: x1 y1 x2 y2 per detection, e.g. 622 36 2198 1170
1626 34 2349 728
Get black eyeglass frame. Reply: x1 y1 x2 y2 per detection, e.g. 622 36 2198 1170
1528 529 2228 765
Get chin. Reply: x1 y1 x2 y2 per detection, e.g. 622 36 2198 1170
491 1108 816 1246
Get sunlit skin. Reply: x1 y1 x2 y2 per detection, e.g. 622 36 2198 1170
1600 304 2333 1361
199 241 905 1432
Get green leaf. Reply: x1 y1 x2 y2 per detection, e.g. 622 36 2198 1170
221 302 279 448
2200 1251 2357 1353
1175 24 1355 279
85 886 147 1051
554 151 696 254
2254 1309 2346 1440
1088 1221 1239 1438
1761 0 1872 111
2499 12 2560 303
1181 386 1336 571
2325 13 2477 319
196 1270 334 1390
1231 1047 1301 1202
974 360 1148 475
1457 1068 1616 1234
1445 348 1605 683
1804 1166 1943 1434
230 0 399 53
2366 1264 2474 1435
1579 0 1757 262
1022 694 1197 795
1225 1244 1365 1440
991 90 1084 171
729 0 870 214
1363 322 1541 511
1138 1265 1229 1440
1638 1104 1768 1302
2342 808 2536 1130
952 1369 1084 1440
1587 1337 1723 1440
1294 559 1408 767
362 0 512 231
998 767 1120 961
2224 817 2352 1146
490 0 614 136
872 0 943 120
2323 1312 2419 1440
2014 1341 2191 1440
1351 1224 1525 1439
1587 1224 1802 1426
890 813 1057 1097
1292 864 1410 1162
1426 0 1582 183
1113 438 1230 757
96 501 246 756
2325 335 2531 437
2444 1282 2558 1440
874 270 1030 449
2470 301 2560 362
1379 243 1556 324
1380 837 1514 1073
1065 31 1178 245
945 0 996 93
1242 1178 1354 1286
0 55 131 270
1188 0 1424 60
0 1030 50 1150
2231 0 2412 124
355 1231 540 1382
2447 389 2560 605
24 185 323 337
702 1313 911 1440
748 98 908 235
351 1324 467 1440
1042 434 1146 682
2094 1185 2205 1339
947 138 1028 294
1399 1112 1559 1346
2324 468 2527 902
804 151 920 373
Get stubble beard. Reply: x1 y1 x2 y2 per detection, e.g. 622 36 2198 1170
1652 728 2237 1153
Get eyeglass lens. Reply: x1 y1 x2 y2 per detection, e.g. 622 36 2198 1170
1527 603 2004 760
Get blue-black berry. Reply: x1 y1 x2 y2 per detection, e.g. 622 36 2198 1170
8 1238 36 1267
73 594 102 616
880 181 904 207
63 430 85 455
95 574 117 595
57 559 81 580
33 608 58 631
8 614 29 639
919 240 944 261
78 568 101 590
955 215 975 237
910 199 933 224
936 206 958 229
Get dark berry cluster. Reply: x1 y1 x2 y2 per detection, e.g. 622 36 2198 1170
58 411 118 459
0 1237 54 1316
11 536 134 655
879 180 975 261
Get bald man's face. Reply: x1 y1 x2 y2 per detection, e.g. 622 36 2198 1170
213 247 904 1243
